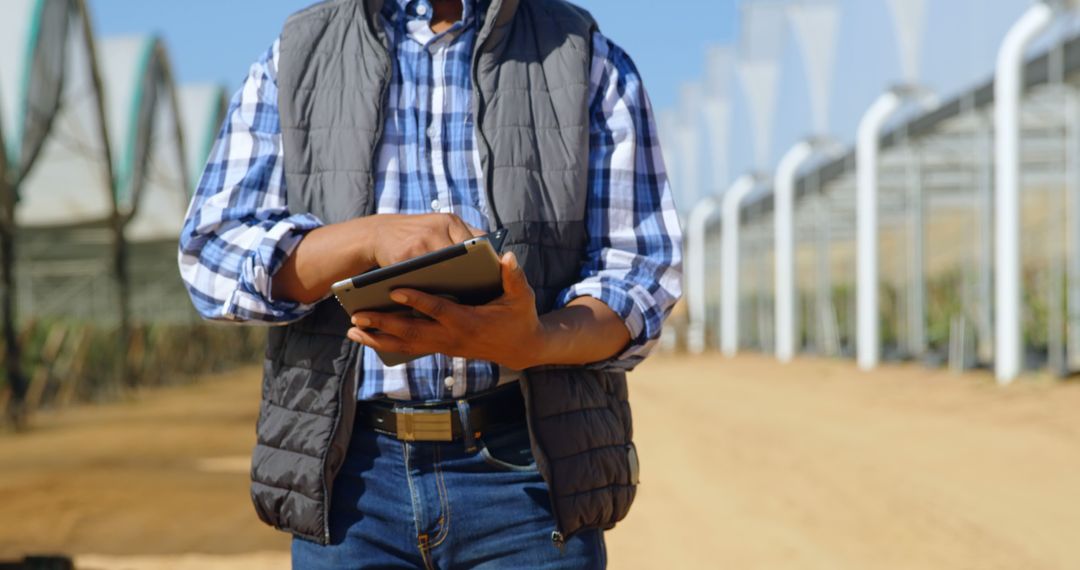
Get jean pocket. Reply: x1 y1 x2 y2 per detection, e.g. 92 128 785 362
478 426 538 473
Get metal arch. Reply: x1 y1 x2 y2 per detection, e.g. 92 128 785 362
103 35 190 220
686 195 722 355
773 138 844 363
994 1 1058 384
721 174 763 357
856 86 938 371
774 141 815 363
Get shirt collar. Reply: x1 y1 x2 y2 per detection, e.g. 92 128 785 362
382 0 477 28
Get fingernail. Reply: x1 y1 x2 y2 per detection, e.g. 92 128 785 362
390 292 408 303
353 316 371 327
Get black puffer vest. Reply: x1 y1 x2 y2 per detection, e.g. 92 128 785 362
251 0 639 545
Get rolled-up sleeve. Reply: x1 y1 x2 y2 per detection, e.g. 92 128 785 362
178 39 325 324
553 33 684 370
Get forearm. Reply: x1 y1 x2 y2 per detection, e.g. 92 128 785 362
272 218 377 304
533 297 631 367
273 213 482 304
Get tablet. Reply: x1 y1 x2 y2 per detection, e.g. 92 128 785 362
331 229 508 366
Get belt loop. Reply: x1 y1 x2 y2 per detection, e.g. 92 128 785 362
456 399 477 453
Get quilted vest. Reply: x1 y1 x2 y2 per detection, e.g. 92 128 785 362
252 0 638 545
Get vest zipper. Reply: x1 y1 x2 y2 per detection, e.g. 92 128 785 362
321 22 394 545
471 6 503 231
471 7 569 546
322 344 361 544
551 530 566 552
518 377 570 546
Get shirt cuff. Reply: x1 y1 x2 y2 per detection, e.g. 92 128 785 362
554 278 658 371
228 213 325 323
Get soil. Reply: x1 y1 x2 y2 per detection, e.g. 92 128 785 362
2 354 1080 569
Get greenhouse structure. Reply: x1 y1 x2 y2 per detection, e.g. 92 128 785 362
0 0 249 423
681 0 1080 385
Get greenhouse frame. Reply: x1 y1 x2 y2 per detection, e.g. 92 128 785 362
0 0 244 423
684 0 1080 385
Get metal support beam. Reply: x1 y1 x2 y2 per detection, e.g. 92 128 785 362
686 196 721 354
977 114 995 364
774 141 814 362
1068 85 1080 370
994 2 1055 384
1048 41 1068 376
856 87 936 371
814 178 840 356
721 174 760 357
905 140 927 358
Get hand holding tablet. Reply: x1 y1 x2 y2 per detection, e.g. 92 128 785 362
332 229 509 365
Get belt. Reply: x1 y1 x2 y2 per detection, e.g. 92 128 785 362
355 384 526 442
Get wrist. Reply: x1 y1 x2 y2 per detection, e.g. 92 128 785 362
346 215 381 270
521 317 556 369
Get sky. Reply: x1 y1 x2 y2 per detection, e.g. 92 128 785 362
88 0 739 108
88 0 1054 206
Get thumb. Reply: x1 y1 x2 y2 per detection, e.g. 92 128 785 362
500 251 530 297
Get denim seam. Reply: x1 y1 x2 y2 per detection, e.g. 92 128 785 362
427 445 453 550
401 442 429 568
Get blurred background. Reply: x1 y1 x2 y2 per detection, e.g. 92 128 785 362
2 1 1080 569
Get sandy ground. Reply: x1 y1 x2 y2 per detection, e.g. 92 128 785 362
2 354 1080 569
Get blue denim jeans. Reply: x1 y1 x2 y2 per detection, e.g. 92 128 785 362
291 419 606 569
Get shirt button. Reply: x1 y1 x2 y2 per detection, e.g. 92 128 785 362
444 376 455 389
416 4 428 16
431 199 441 211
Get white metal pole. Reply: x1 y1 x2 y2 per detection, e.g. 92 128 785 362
855 88 936 371
856 91 903 371
774 140 814 362
721 174 759 357
686 196 721 354
994 2 1055 384
1067 84 1080 370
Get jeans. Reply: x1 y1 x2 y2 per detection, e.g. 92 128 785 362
291 419 606 569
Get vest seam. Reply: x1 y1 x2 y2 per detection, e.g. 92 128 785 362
254 440 325 461
251 479 321 504
287 86 384 93
529 403 623 420
554 483 636 500
261 398 336 419
544 441 630 462
484 82 590 93
490 165 582 171
270 363 342 376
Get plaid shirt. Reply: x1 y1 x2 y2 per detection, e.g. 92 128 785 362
179 0 682 401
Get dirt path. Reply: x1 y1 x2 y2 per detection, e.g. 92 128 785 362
2 355 1079 569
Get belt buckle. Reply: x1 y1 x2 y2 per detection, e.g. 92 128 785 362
396 408 453 442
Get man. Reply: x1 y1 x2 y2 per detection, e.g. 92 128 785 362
179 0 681 567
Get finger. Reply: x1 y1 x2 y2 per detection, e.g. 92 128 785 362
445 214 474 243
351 311 436 342
389 288 464 322
467 225 486 238
347 327 415 354
499 251 531 298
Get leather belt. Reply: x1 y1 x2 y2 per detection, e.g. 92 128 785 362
355 383 526 442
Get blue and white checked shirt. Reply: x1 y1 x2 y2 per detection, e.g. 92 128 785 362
179 0 682 402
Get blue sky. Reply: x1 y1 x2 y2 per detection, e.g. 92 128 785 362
88 0 740 107
90 0 1041 190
